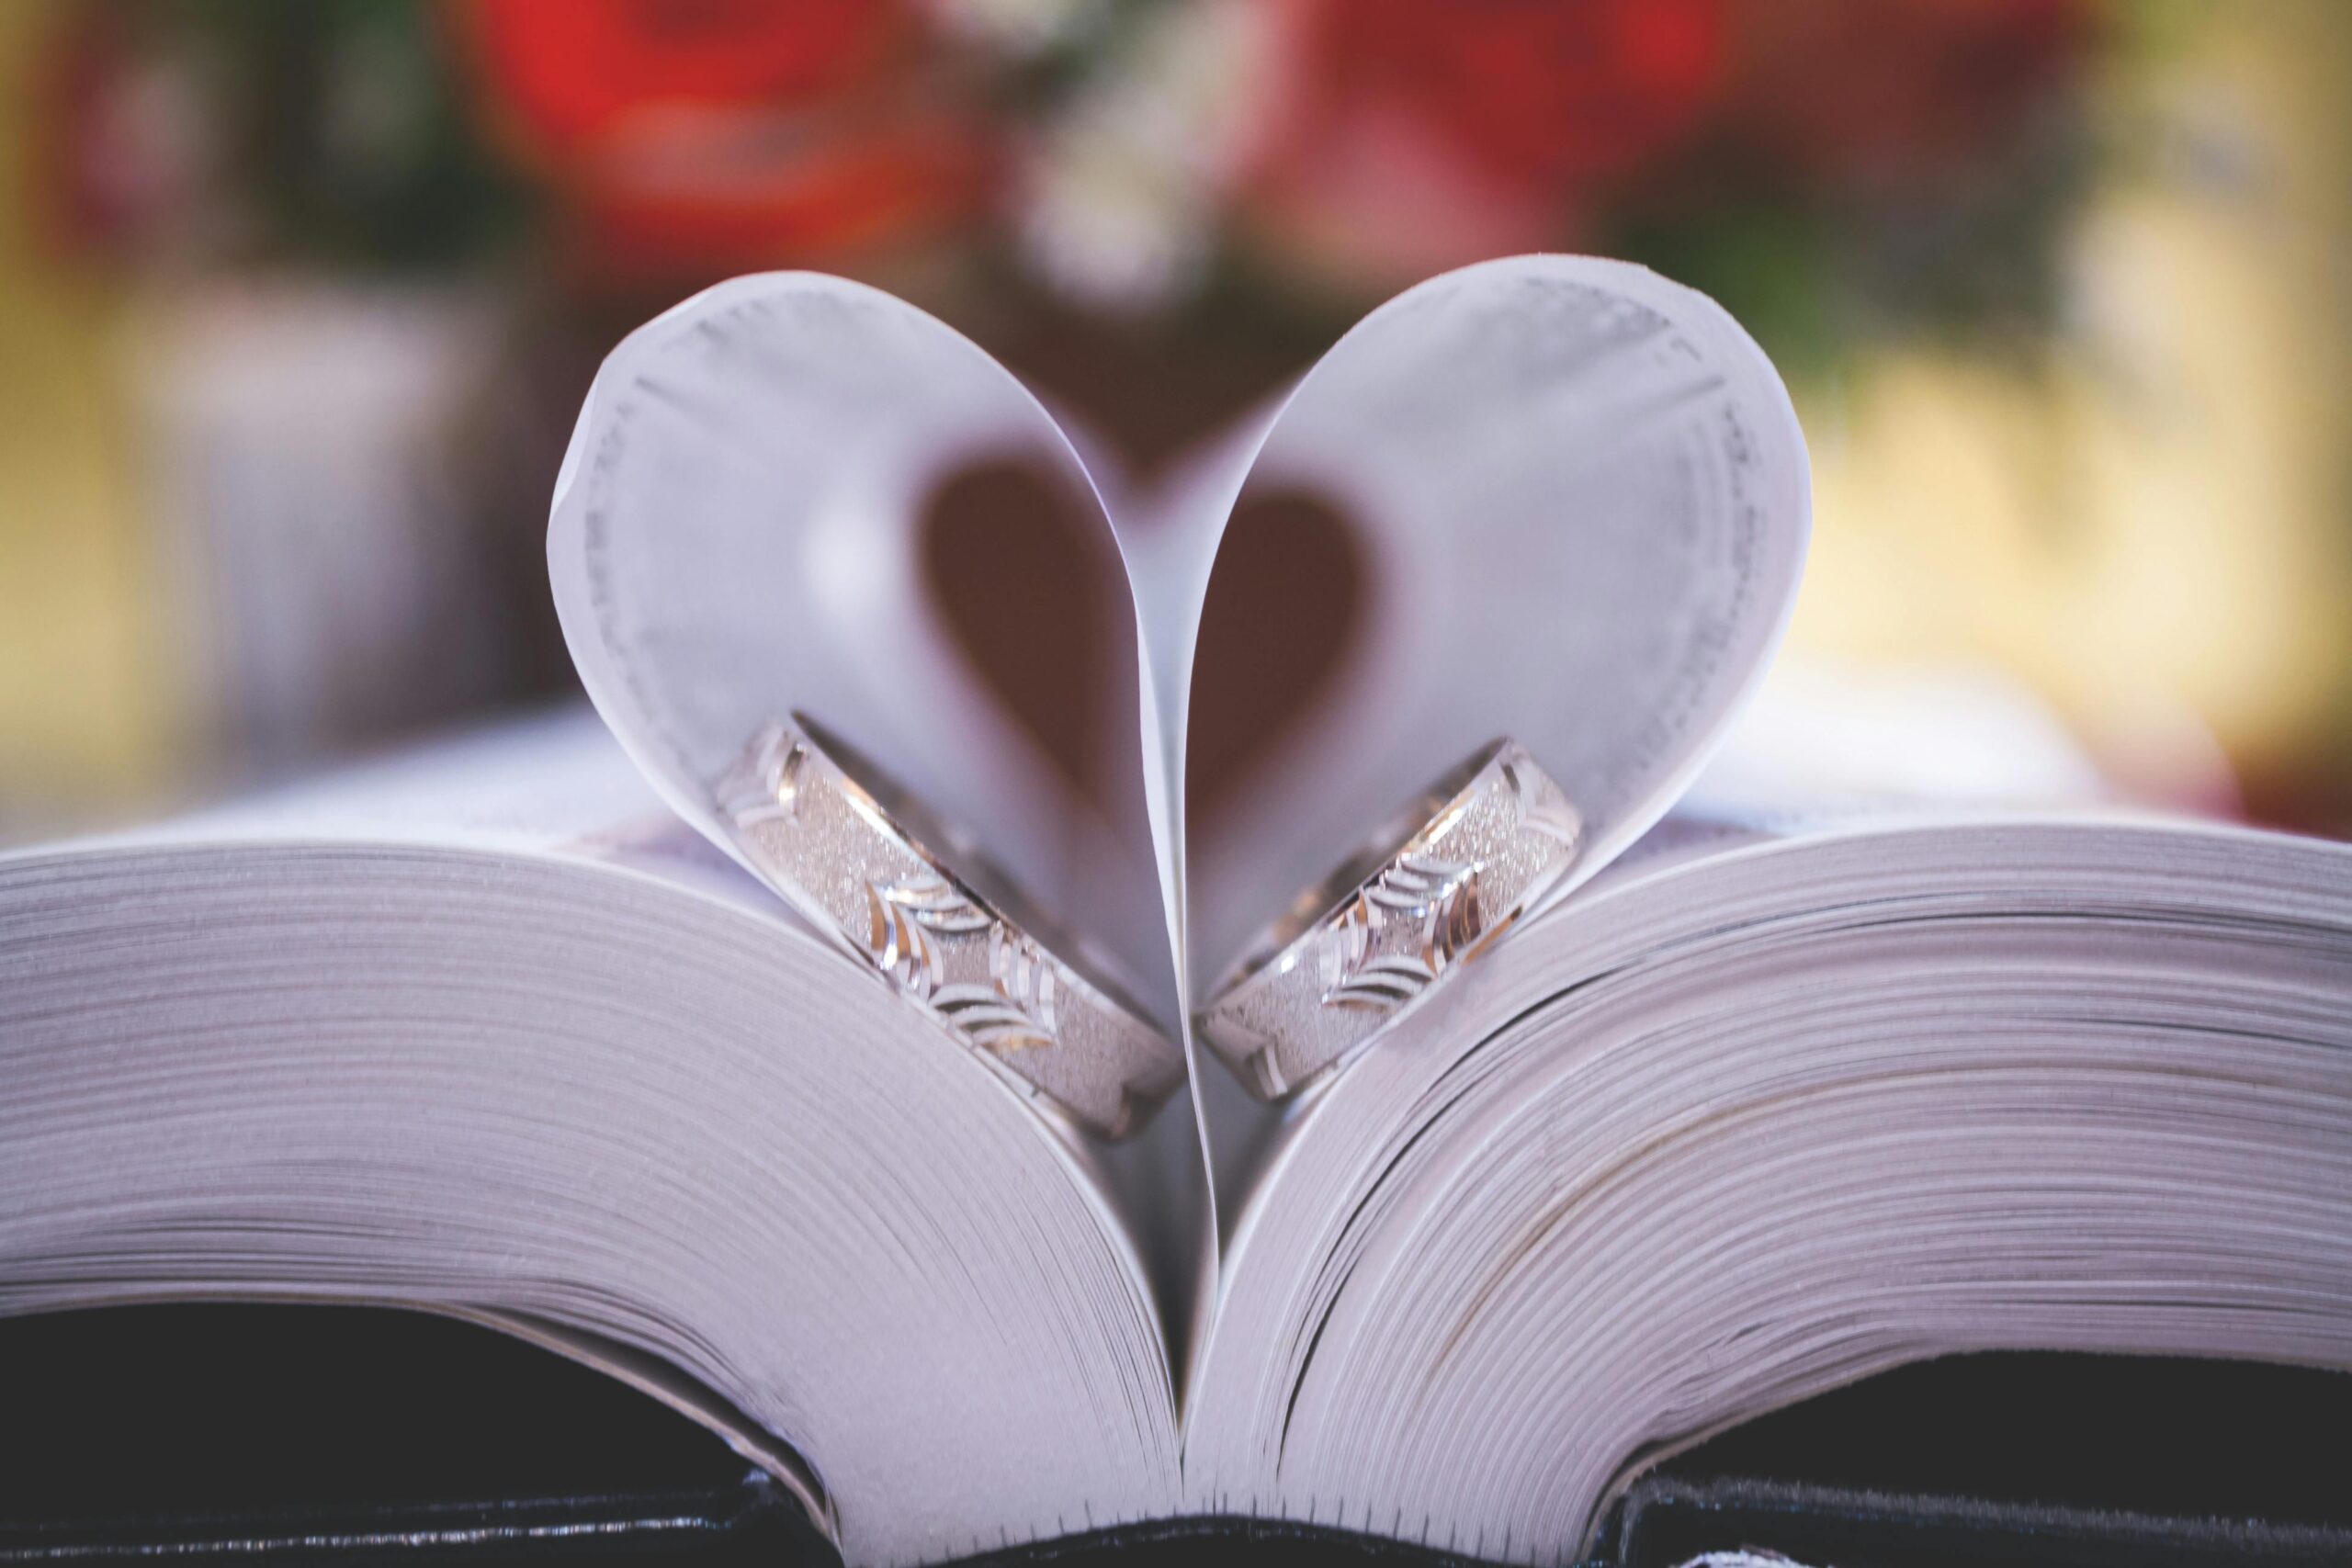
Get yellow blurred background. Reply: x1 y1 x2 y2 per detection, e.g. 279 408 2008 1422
1793 5 2352 826
2 0 2347 837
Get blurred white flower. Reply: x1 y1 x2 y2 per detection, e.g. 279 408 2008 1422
923 0 1101 58
1016 0 1272 311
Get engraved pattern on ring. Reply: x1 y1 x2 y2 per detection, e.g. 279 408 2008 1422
1199 739 1582 1101
715 719 1182 1140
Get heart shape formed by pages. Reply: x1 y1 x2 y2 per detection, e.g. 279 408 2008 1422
548 255 1810 1066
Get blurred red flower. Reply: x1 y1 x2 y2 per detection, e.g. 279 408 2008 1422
1722 0 2098 190
1246 0 1725 287
459 0 898 153
452 0 990 282
1327 0 1724 185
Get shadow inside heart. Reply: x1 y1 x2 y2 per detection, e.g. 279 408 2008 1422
921 463 1365 840
921 458 1124 816
1187 490 1366 834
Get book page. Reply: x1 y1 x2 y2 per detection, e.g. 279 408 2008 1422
548 275 1182 1029
1190 805 2352 1562
6 705 1212 1562
80 705 767 910
118 705 657 852
1148 257 1813 994
1591 655 2123 886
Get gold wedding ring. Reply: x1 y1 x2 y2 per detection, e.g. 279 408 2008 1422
1198 739 1583 1100
716 716 1183 1140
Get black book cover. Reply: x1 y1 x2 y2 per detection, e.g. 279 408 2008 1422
6 1307 2348 1567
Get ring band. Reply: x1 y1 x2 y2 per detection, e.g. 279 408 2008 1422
715 716 1184 1141
1198 739 1582 1100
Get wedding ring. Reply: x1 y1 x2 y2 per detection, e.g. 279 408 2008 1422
715 716 1183 1141
1198 739 1583 1100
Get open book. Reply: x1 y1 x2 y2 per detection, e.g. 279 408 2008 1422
5 257 2348 1568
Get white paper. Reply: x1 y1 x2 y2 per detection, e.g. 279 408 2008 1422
548 275 1179 1026
548 257 1810 1017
